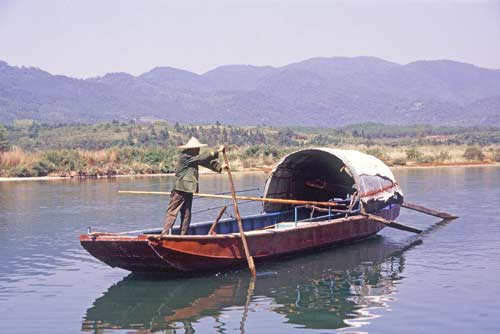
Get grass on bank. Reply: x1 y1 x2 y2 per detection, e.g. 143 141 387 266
1 121 500 177
2 144 499 178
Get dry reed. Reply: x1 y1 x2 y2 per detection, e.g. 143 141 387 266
0 148 38 168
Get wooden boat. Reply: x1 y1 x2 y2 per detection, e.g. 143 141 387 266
80 148 404 274
83 236 414 332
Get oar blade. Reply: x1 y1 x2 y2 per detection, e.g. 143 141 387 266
366 213 423 234
402 202 458 219
385 221 423 234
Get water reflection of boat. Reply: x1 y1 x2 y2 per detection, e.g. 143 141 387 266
82 236 420 333
80 149 403 274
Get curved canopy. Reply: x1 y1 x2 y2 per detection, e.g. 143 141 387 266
262 148 403 212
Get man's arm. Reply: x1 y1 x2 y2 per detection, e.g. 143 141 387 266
186 151 217 165
186 145 225 166
199 158 223 173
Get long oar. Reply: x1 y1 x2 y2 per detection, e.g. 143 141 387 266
221 148 257 276
117 188 257 198
402 202 458 219
361 213 423 234
212 188 260 196
118 191 345 208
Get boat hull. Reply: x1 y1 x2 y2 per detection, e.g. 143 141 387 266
80 205 399 274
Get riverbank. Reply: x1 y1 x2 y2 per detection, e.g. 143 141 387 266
390 161 500 169
2 122 500 179
0 169 269 182
2 145 500 178
1 161 499 182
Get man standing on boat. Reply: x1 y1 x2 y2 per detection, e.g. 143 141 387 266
162 137 226 235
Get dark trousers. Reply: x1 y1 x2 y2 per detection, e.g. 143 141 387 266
163 190 193 235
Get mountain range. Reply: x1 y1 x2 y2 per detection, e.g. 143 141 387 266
1 57 499 126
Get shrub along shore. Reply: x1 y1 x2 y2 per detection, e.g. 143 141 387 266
1 121 500 178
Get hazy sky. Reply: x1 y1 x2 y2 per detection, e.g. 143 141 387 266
0 0 499 78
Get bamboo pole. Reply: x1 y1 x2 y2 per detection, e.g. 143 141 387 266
221 148 257 276
118 191 344 208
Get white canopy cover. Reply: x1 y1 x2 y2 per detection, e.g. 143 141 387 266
262 148 403 212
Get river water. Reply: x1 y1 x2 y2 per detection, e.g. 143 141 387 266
1 167 499 334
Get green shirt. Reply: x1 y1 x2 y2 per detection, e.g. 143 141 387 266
173 151 222 193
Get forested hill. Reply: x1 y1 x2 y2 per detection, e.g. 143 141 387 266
1 57 500 126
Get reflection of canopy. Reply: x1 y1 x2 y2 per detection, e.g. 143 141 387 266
263 148 403 212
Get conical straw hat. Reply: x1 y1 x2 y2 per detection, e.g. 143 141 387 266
178 137 207 149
